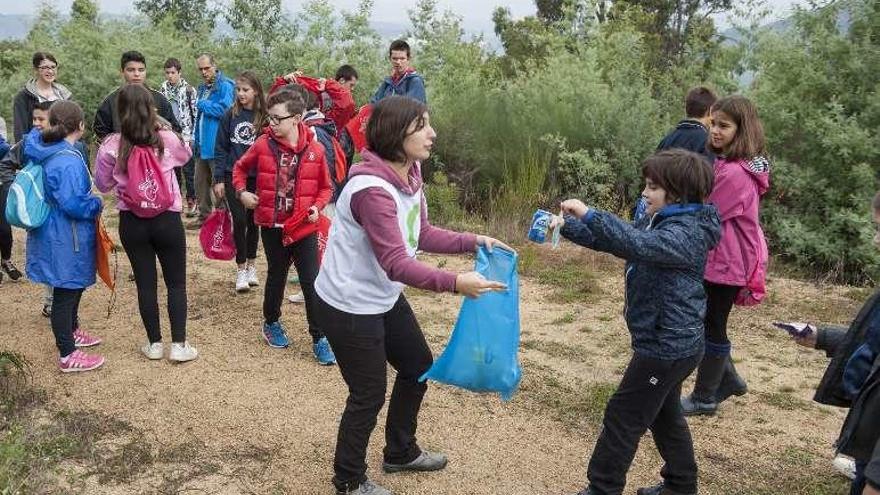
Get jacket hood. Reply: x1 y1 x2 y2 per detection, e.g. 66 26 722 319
24 78 72 101
304 110 339 136
653 203 721 250
266 122 315 154
720 155 771 195
23 128 73 163
349 149 422 195
387 69 420 85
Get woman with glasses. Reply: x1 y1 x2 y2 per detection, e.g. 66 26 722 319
12 52 72 142
231 88 336 365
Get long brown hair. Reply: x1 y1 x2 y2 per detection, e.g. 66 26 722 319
41 100 83 143
233 71 266 134
116 84 163 172
708 95 766 160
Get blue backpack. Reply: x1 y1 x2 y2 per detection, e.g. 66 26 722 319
5 160 51 230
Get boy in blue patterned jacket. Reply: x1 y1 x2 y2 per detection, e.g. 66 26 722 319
552 149 721 495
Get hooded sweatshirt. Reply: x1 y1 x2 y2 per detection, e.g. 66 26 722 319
315 150 476 315
12 79 72 142
22 129 102 289
213 107 257 181
370 69 427 104
704 156 771 305
561 203 722 360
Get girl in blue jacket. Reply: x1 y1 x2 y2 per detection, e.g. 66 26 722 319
24 101 104 373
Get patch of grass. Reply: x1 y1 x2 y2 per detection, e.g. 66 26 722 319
518 245 603 303
739 471 850 495
521 339 590 361
757 391 813 411
551 311 577 325
518 360 616 430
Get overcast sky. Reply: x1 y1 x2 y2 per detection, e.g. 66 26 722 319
1 0 808 31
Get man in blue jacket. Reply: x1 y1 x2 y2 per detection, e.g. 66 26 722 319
190 53 234 228
370 40 427 104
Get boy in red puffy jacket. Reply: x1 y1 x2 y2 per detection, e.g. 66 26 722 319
232 88 336 366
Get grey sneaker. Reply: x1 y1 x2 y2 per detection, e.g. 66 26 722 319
337 479 392 495
382 450 447 473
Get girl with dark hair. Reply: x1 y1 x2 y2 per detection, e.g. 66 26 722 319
314 95 509 495
12 52 72 143
23 100 104 372
680 95 771 416
213 71 266 293
95 84 197 363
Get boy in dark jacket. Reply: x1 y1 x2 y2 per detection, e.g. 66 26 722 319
657 87 716 163
93 51 180 142
785 192 880 495
553 150 721 495
370 39 427 104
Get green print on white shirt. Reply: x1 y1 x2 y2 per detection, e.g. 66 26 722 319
406 203 420 250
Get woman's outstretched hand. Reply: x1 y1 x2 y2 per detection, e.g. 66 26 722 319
455 271 507 298
476 235 513 253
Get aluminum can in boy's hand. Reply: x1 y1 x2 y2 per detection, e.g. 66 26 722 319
528 209 553 243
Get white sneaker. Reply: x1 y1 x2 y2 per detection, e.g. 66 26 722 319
246 264 259 287
235 269 250 293
169 342 198 362
287 292 305 303
141 342 164 360
832 454 856 480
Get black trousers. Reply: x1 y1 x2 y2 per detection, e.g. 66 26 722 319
261 227 322 341
182 156 196 201
317 294 434 492
0 182 12 260
224 175 259 265
587 352 702 495
119 211 188 343
51 287 83 357
704 282 740 347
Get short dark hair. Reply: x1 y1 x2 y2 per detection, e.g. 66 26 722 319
121 51 146 70
389 39 411 58
163 57 181 71
335 64 359 82
33 100 54 112
642 149 714 205
708 95 765 159
367 96 429 163
32 51 57 68
685 87 716 119
267 89 307 117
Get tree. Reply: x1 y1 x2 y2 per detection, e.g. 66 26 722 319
71 0 98 24
134 0 218 32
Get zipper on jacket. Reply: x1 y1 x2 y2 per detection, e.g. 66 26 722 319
71 220 79 252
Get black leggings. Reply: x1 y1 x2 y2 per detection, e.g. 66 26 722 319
224 175 259 265
119 211 187 343
261 227 322 341
704 282 741 349
0 183 12 260
51 287 83 358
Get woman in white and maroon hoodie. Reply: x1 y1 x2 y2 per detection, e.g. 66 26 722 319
314 96 510 495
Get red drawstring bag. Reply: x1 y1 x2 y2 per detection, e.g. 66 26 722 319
199 207 236 260
282 209 331 263
344 104 373 154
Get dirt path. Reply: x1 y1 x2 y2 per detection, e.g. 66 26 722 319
0 225 857 494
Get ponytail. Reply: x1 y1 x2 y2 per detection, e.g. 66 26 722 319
40 101 84 143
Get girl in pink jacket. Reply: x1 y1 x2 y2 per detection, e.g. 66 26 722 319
681 95 770 417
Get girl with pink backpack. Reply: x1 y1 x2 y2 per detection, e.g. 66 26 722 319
95 84 197 363
680 95 771 417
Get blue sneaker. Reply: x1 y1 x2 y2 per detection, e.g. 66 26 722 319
262 322 289 348
313 337 336 365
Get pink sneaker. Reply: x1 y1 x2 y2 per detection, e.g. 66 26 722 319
58 349 105 373
73 328 102 348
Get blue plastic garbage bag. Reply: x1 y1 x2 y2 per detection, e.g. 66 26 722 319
419 246 522 400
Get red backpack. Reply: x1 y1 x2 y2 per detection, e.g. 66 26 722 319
119 146 173 218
